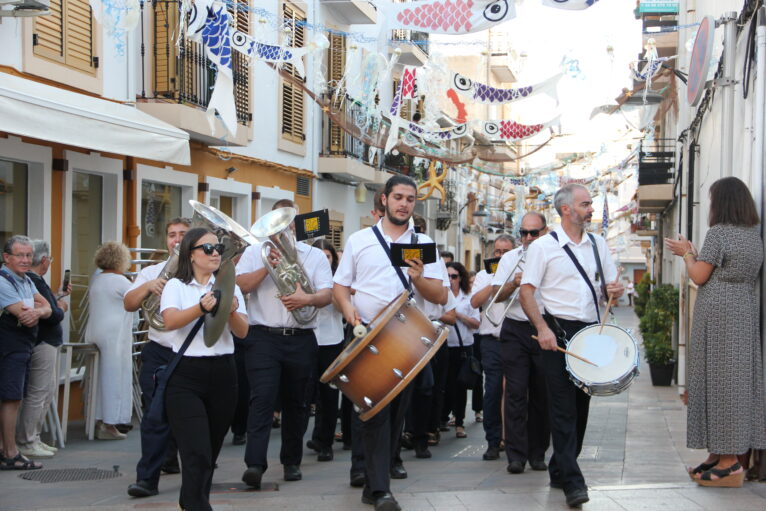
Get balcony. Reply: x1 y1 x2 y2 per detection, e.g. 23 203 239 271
637 138 675 213
318 101 378 183
319 0 376 24
391 29 429 66
136 1 251 146
490 53 517 83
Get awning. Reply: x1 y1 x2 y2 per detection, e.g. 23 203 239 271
0 73 190 165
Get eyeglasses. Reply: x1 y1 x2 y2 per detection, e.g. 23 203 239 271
192 243 225 256
7 252 33 259
449 274 459 280
519 229 542 238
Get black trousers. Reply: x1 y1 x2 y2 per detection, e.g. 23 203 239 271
539 316 593 493
230 337 250 436
479 335 503 447
410 362 436 449
471 334 484 413
310 343 343 449
244 326 317 471
165 355 237 511
351 385 413 494
501 319 550 464
136 340 178 486
444 346 471 427
427 343 449 432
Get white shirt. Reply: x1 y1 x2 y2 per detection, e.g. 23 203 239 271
160 275 247 357
422 260 451 320
446 290 479 348
521 227 618 323
334 219 443 323
128 260 174 348
471 269 502 337
315 304 344 346
492 247 545 322
236 241 333 328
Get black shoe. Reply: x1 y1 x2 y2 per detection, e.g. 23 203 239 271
389 463 407 479
161 460 180 474
306 439 320 452
565 488 589 508
507 460 525 474
373 492 401 511
550 479 564 490
127 480 158 498
483 445 500 460
529 459 548 471
318 447 334 462
283 464 302 481
414 445 432 459
242 466 263 489
232 433 246 446
400 432 413 450
349 471 366 488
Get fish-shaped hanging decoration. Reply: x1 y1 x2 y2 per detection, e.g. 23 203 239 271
542 0 600 10
377 0 516 35
476 116 560 141
230 31 310 77
452 72 562 104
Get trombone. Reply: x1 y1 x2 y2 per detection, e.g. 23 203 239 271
484 251 525 327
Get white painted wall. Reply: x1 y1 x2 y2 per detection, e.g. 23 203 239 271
0 18 24 71
313 179 375 245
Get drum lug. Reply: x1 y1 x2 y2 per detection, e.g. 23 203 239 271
395 313 406 323
328 382 337 390
421 336 434 347
353 404 361 413
368 345 379 355
339 374 349 383
393 368 404 379
363 396 374 408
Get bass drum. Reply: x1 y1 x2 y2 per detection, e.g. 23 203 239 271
565 323 640 396
321 291 448 421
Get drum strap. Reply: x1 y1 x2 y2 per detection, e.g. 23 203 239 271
587 233 609 306
371 225 414 296
550 231 601 322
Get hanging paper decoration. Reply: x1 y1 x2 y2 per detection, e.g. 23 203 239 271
451 72 562 104
377 0 516 35
231 33 311 77
89 0 140 55
446 88 468 123
477 117 560 142
542 0 600 10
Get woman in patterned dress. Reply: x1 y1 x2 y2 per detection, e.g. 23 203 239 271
665 176 766 487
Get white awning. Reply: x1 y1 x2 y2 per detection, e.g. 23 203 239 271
0 73 190 165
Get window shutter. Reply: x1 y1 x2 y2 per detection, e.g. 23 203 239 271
229 0 251 124
329 220 343 251
328 33 345 83
153 1 179 97
281 2 306 143
64 0 96 74
34 0 65 62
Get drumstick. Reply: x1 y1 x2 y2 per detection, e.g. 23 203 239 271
531 335 598 367
598 295 615 335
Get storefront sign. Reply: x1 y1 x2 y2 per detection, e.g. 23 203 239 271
638 1 679 13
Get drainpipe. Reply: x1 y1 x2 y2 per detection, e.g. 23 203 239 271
719 12 738 177
755 7 766 406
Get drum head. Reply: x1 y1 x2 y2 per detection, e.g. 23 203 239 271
567 324 638 385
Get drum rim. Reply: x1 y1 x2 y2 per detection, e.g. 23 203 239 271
564 323 640 388
320 291 410 384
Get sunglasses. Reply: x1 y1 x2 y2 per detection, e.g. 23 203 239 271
519 229 542 237
449 274 460 280
192 243 225 256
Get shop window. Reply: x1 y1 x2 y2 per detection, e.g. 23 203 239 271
141 182 182 250
281 2 306 143
33 0 97 74
0 160 28 248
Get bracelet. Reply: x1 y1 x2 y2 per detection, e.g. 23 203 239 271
682 251 695 260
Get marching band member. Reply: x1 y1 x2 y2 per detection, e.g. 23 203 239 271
334 175 447 511
160 227 248 511
519 185 622 508
125 218 190 497
491 213 550 473
469 235 514 460
236 199 333 488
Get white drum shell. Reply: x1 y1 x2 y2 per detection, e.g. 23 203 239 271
565 324 640 396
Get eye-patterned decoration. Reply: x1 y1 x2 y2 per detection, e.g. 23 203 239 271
452 72 562 104
376 0 516 35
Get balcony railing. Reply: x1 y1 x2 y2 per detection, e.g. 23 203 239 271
638 138 675 185
321 99 375 163
391 29 429 56
152 1 251 125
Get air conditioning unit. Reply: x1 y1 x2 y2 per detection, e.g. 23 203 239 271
0 0 50 17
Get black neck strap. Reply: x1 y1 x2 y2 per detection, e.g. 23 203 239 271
371 225 414 295
549 231 601 322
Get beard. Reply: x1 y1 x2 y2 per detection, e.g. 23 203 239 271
385 205 411 226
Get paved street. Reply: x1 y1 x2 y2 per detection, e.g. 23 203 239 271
2 308 765 510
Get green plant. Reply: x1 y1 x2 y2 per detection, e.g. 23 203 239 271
633 273 653 318
639 284 679 365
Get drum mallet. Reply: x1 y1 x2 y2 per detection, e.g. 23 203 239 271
352 320 367 339
599 267 623 334
532 335 598 367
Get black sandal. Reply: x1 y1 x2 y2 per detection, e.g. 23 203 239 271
697 462 744 488
0 453 43 470
688 459 718 480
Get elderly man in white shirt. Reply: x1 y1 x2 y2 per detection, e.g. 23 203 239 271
469 234 513 461
519 184 623 509
334 175 447 511
236 199 333 490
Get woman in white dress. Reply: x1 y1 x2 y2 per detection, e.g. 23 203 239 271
84 241 134 440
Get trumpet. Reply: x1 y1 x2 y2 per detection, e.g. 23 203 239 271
484 251 525 327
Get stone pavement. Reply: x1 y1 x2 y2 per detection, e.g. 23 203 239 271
2 308 765 510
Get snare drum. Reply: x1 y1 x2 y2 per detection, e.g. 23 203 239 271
320 291 448 421
564 323 640 396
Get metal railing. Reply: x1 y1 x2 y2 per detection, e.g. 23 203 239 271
320 99 376 163
638 138 675 185
391 29 429 56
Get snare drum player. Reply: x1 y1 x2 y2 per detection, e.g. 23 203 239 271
237 199 333 489
519 184 623 508
334 175 447 511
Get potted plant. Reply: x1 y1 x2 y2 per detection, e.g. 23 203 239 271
638 284 678 386
633 273 653 319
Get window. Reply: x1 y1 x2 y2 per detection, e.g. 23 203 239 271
328 220 343 251
33 0 96 74
141 182 183 250
0 160 28 248
328 32 346 153
296 176 311 197
281 2 306 143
